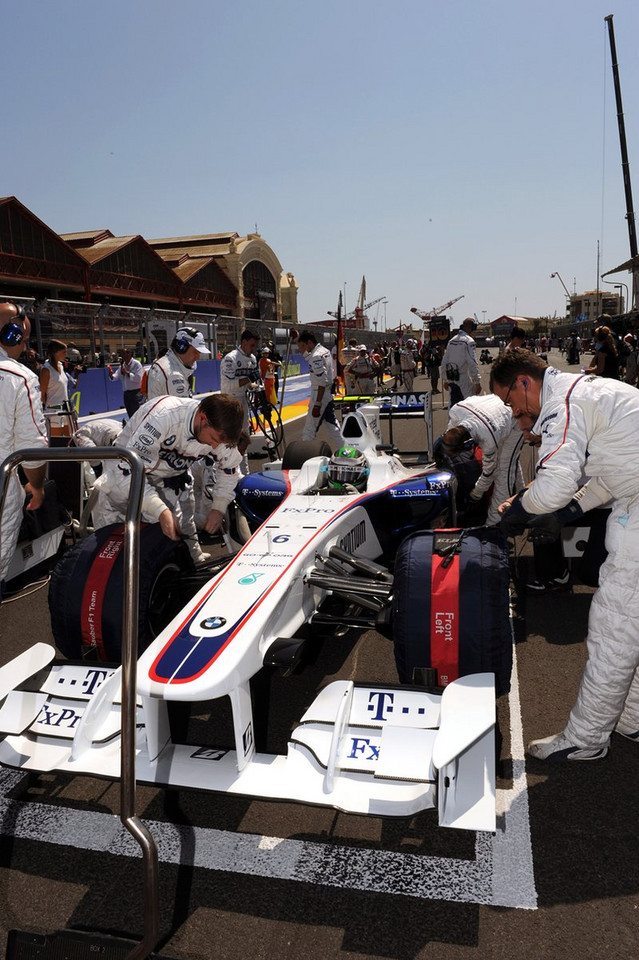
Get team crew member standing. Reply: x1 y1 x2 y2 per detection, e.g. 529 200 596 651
108 347 145 417
399 339 417 391
296 330 342 445
220 329 259 473
147 327 210 399
0 302 48 597
93 394 243 561
441 393 524 525
492 348 639 761
339 338 360 394
441 318 481 406
346 346 376 395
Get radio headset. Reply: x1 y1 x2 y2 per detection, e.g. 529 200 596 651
172 327 198 355
0 302 27 348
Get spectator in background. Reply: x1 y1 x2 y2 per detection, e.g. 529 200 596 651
426 342 442 393
40 339 82 437
66 341 82 365
340 338 359 394
507 327 527 351
566 330 582 365
585 325 620 380
108 346 145 417
623 334 637 386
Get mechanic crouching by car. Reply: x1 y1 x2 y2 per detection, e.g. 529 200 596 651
491 347 639 762
191 431 250 536
92 393 244 564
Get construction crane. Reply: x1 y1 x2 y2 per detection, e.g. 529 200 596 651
410 295 465 321
350 295 386 321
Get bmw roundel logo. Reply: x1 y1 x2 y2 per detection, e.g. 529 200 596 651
201 616 227 630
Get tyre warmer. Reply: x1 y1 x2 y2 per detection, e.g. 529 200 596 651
392 527 512 696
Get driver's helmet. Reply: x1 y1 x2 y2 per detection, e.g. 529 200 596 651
327 445 369 491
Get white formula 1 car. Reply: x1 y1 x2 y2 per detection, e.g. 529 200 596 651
0 399 497 832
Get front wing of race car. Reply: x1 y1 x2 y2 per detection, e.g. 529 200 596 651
0 653 496 830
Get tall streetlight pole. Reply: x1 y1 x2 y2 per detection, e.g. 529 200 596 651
601 278 629 313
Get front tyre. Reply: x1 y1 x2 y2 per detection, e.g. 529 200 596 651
49 522 194 661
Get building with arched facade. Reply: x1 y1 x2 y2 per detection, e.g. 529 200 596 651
147 231 298 326
0 196 298 326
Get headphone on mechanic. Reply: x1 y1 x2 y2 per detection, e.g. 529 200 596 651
0 302 27 348
172 326 198 355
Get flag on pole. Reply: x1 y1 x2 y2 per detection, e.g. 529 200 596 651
336 291 345 393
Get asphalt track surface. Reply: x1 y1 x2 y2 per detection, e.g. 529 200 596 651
1 352 638 960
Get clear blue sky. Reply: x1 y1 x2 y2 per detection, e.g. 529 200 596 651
3 0 638 329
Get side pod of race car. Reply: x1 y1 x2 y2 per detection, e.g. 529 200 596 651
0 402 500 832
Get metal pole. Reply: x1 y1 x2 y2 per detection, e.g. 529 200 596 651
0 446 159 960
605 14 638 261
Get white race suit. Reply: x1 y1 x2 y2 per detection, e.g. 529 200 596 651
93 397 228 563
447 394 524 525
0 348 48 586
522 366 639 748
442 330 481 405
302 343 342 446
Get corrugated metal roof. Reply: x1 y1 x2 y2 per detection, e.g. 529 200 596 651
149 232 238 245
152 244 233 260
71 235 138 265
61 230 113 244
172 257 218 282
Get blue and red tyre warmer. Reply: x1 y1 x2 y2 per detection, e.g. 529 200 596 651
49 522 192 661
391 527 512 696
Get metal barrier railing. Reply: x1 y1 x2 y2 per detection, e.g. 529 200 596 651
0 446 159 960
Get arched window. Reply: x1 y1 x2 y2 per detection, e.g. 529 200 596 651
243 260 277 321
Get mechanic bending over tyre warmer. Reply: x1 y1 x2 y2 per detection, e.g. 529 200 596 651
91 394 243 565
440 393 525 526
491 347 639 762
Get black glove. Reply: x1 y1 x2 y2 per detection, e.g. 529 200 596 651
499 491 533 539
527 499 585 544
501 493 584 542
